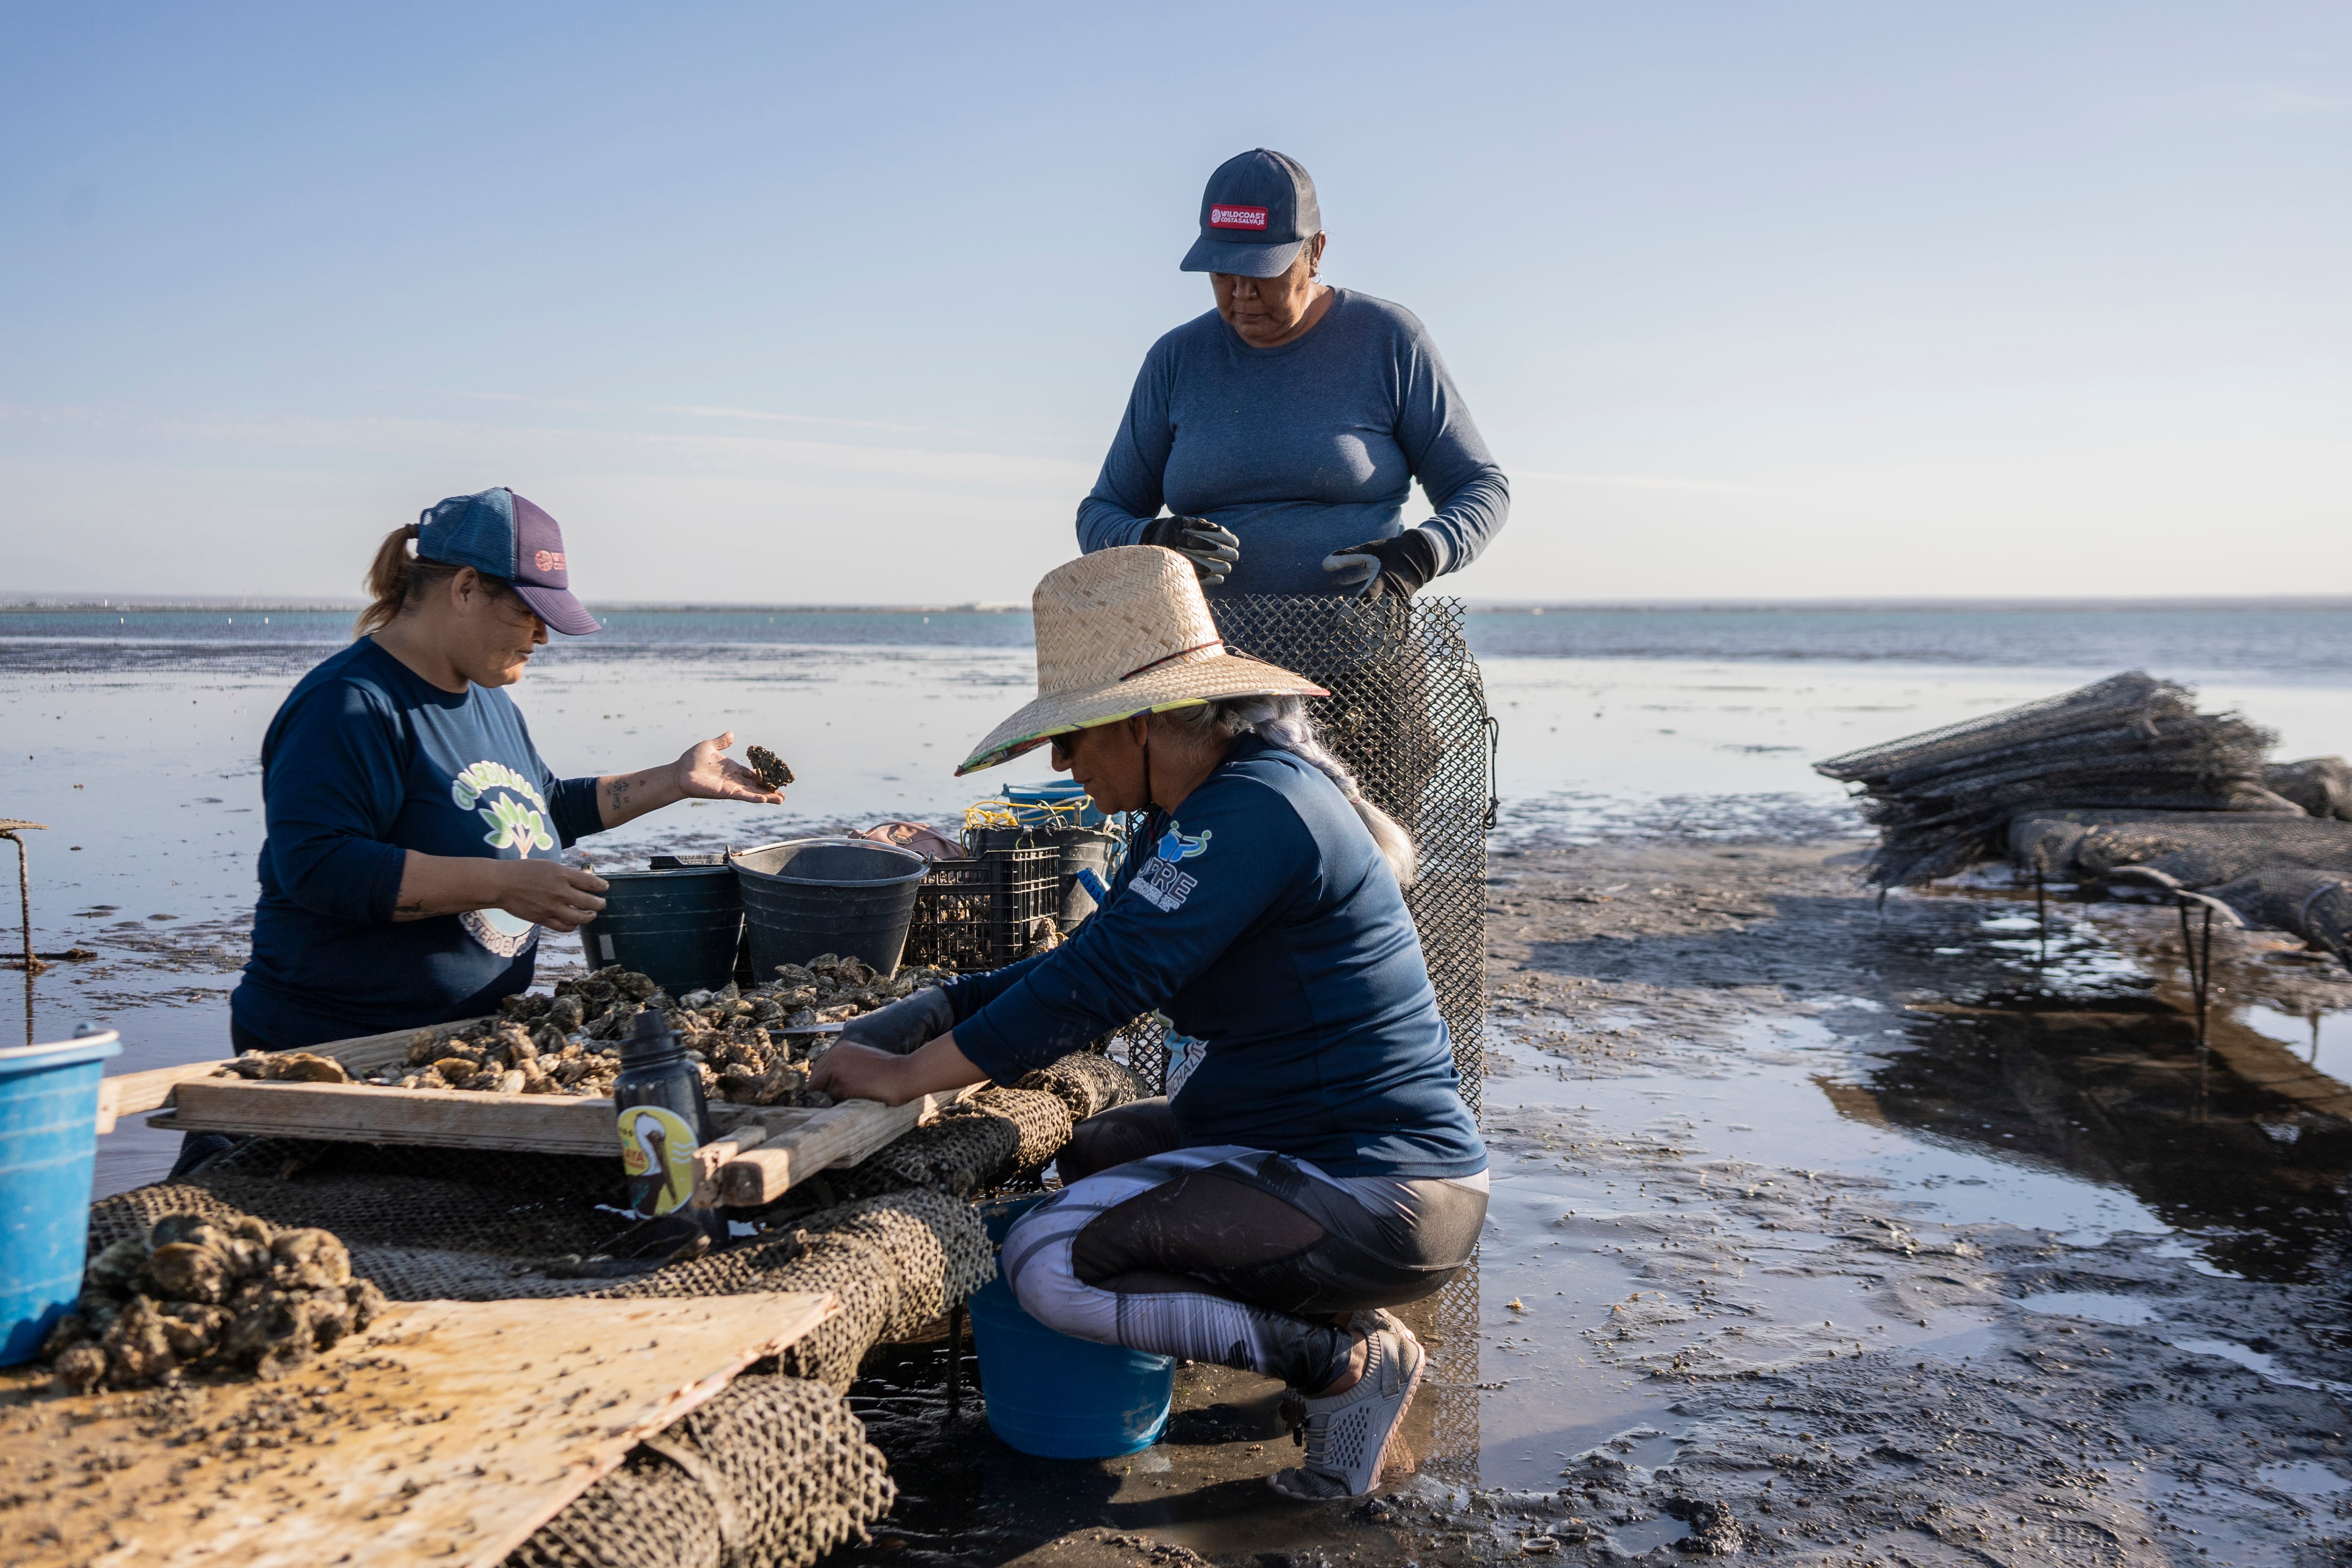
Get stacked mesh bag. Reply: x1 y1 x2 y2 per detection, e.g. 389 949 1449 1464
1814 671 2288 887
1208 595 1493 1115
89 1052 1141 1568
1818 670 2352 963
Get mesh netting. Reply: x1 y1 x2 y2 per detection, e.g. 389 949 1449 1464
2264 758 2352 822
2008 811 2352 890
86 1049 1144 1568
1816 671 2286 886
1208 594 1493 1116
505 1372 896 1568
1017 1053 1144 1122
2199 869 2352 965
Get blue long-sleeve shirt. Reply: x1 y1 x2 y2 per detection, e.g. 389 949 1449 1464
1075 288 1510 596
231 639 604 1049
943 737 1485 1179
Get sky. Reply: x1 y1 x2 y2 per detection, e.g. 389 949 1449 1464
1 3 2346 604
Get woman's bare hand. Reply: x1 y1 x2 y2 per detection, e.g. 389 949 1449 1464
806 1042 909 1106
490 859 609 933
678 731 784 806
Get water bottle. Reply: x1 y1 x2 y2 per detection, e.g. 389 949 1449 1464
612 1009 711 1217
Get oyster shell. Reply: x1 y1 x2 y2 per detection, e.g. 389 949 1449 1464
746 744 795 789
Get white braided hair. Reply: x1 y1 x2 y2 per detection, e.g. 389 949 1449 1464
1158 695 1417 890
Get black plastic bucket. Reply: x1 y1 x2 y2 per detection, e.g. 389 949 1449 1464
583 865 744 994
1055 828 1118 930
731 838 929 980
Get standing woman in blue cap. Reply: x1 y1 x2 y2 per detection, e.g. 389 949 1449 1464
226 488 784 1057
1076 148 1510 597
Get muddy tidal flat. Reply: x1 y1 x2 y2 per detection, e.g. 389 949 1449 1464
847 834 2352 1568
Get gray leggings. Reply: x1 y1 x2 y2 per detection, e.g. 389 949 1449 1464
1000 1099 1486 1391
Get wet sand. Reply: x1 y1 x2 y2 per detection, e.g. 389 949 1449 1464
838 833 2352 1566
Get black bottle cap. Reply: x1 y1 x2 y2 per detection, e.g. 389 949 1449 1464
618 1007 678 1067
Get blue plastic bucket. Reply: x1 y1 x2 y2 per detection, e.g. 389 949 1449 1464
1005 781 1105 829
584 865 743 994
967 1196 1173 1458
0 1029 122 1365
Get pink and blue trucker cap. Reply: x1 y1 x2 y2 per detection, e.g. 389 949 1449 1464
414 487 599 636
1179 148 1321 278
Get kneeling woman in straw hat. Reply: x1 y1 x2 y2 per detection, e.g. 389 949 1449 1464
809 545 1486 1500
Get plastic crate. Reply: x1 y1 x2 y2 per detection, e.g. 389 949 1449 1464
904 835 1060 970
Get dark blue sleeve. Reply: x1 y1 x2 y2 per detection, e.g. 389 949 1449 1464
953 783 1311 1082
262 681 412 923
938 949 1053 1024
1075 341 1175 553
1390 312 1509 576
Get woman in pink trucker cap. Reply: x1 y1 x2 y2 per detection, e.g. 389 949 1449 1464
222 488 783 1069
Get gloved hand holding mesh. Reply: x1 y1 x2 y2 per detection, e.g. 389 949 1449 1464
1320 529 1442 599
1142 515 1241 588
832 986 954 1057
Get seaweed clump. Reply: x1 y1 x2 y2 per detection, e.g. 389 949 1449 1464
217 957 956 1109
42 1212 387 1392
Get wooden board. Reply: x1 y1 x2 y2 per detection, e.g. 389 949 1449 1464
138 1018 981 1204
715 1084 980 1206
0 1291 834 1568
95 1016 490 1133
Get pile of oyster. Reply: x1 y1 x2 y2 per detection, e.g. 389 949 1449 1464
215 956 957 1109
43 1213 387 1391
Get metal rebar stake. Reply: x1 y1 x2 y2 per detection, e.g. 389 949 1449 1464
0 823 46 1046
945 1303 964 1422
2034 869 2048 968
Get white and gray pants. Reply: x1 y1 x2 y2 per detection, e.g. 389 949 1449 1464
999 1098 1486 1392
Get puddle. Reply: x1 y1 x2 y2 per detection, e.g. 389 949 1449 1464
2256 1459 2352 1497
2014 1290 2161 1326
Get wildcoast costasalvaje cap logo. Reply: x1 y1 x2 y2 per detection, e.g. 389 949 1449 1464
533 549 564 573
1208 205 1268 230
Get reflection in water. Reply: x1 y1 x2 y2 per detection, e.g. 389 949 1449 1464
1839 991 2352 1281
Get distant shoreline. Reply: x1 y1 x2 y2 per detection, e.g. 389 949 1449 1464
4 595 2347 615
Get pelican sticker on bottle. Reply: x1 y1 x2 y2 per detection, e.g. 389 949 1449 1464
611 1010 712 1217
618 1104 699 1216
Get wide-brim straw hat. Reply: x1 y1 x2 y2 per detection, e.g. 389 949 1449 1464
956 546 1327 776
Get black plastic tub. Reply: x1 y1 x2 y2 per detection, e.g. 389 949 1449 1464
731 838 929 980
583 865 744 995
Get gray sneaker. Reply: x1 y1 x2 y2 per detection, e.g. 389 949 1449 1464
1268 1327 1425 1501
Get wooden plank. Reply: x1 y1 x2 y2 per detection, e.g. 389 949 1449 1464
166 1078 632 1155
95 1016 493 1133
715 1084 979 1206
0 1291 834 1568
160 1077 768 1155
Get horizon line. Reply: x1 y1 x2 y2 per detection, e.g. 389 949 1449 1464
3 594 2349 615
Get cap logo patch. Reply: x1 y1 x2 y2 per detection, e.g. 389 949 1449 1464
533 549 564 573
1208 204 1268 231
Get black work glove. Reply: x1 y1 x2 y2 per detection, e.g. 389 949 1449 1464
1142 515 1241 588
833 986 954 1057
1320 528 1442 599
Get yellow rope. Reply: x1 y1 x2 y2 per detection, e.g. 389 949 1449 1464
961 796 1094 833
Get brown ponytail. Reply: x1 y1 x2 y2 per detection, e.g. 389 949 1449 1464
354 523 465 638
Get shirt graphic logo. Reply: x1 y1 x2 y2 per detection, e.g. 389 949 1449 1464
1156 825 1212 863
1208 204 1268 230
451 760 555 853
1132 858 1199 913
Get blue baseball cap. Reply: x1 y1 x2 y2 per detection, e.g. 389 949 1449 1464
1179 148 1321 278
414 487 600 636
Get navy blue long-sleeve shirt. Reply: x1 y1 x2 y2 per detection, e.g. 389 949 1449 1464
230 639 604 1049
1075 289 1510 596
943 737 1485 1179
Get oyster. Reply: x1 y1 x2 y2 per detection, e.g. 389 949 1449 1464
746 744 795 790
